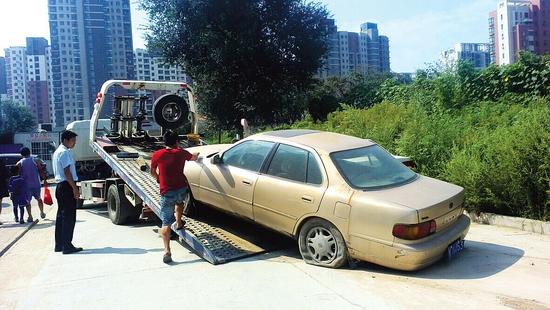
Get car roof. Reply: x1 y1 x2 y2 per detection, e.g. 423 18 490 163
256 130 375 154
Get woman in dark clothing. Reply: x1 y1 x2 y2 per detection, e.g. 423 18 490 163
0 159 9 225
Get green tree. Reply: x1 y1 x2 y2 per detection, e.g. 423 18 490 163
140 0 330 130
0 101 36 136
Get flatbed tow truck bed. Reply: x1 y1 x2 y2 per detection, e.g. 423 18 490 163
92 139 272 264
86 80 278 264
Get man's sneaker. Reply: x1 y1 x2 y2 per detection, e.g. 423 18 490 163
19 219 25 224
40 212 46 219
14 217 19 223
27 216 33 223
163 253 172 264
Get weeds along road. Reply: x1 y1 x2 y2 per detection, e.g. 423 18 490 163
1 203 549 310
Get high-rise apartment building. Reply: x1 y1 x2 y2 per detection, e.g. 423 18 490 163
318 19 340 79
531 0 550 55
318 21 391 78
134 48 190 82
26 37 50 124
489 0 549 65
0 57 7 97
4 46 28 105
48 0 134 128
3 38 51 124
440 43 492 70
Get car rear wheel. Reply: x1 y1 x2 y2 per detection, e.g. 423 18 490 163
298 218 348 268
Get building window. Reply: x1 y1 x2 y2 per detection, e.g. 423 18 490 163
31 142 52 160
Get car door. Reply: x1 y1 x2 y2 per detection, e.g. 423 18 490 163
253 144 327 234
198 140 275 219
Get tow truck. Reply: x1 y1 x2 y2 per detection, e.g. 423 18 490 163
79 80 270 264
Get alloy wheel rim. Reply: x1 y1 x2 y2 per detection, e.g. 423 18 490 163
161 102 182 122
306 227 337 263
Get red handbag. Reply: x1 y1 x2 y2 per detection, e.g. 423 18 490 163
43 180 53 206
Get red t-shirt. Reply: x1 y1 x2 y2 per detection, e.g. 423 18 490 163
151 147 193 195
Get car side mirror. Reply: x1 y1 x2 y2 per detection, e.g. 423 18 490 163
211 154 223 165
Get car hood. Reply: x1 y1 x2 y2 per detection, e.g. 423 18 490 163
356 175 464 223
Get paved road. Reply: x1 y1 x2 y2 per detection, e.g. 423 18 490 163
0 204 549 310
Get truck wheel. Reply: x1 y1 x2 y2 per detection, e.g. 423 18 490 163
298 218 348 269
107 184 132 225
152 94 189 129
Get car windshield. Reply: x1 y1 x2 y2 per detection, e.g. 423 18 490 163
331 145 417 190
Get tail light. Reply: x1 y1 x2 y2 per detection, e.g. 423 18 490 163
392 220 436 240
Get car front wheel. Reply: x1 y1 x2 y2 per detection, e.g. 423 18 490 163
298 218 348 268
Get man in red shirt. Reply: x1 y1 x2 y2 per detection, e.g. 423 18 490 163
151 130 199 264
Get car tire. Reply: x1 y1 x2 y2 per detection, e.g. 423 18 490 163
298 218 348 268
182 189 197 217
107 184 136 225
152 94 189 129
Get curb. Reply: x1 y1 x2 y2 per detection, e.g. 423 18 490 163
0 219 39 257
466 211 550 235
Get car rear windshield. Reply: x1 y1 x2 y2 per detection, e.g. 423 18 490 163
330 145 417 190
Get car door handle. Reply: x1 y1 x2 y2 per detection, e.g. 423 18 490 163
242 179 252 186
301 195 313 203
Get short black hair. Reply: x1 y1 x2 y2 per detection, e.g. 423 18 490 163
11 165 19 175
163 130 179 146
61 130 78 142
20 147 30 157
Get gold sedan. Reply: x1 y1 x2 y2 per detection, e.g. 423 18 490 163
184 130 470 270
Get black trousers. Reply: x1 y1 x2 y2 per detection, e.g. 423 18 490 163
55 181 76 249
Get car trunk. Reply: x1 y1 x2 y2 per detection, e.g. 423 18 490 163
362 175 464 230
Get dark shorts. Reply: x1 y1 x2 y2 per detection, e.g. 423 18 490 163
159 188 188 226
27 186 41 201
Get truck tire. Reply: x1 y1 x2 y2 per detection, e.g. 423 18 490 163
152 94 189 129
107 184 133 225
298 218 348 269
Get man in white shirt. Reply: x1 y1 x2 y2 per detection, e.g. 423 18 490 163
52 130 82 254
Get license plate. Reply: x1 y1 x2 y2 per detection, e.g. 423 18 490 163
446 239 465 260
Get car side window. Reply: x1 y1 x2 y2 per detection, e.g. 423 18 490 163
307 152 323 185
267 144 323 184
222 140 274 172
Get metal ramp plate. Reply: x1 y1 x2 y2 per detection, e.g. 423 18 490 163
108 145 272 264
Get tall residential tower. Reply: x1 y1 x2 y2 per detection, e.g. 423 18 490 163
489 0 550 65
48 0 134 128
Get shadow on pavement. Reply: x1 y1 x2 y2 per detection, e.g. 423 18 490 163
78 246 163 255
351 240 524 280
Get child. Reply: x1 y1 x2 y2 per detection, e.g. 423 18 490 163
8 166 28 224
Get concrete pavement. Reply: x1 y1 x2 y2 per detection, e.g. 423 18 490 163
1 204 550 309
0 191 56 257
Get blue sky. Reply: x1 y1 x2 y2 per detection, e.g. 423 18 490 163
0 0 497 72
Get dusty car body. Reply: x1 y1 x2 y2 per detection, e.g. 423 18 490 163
183 130 470 270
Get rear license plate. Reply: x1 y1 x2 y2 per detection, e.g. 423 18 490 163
446 239 465 260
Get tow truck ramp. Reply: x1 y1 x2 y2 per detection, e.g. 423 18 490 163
92 142 270 264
